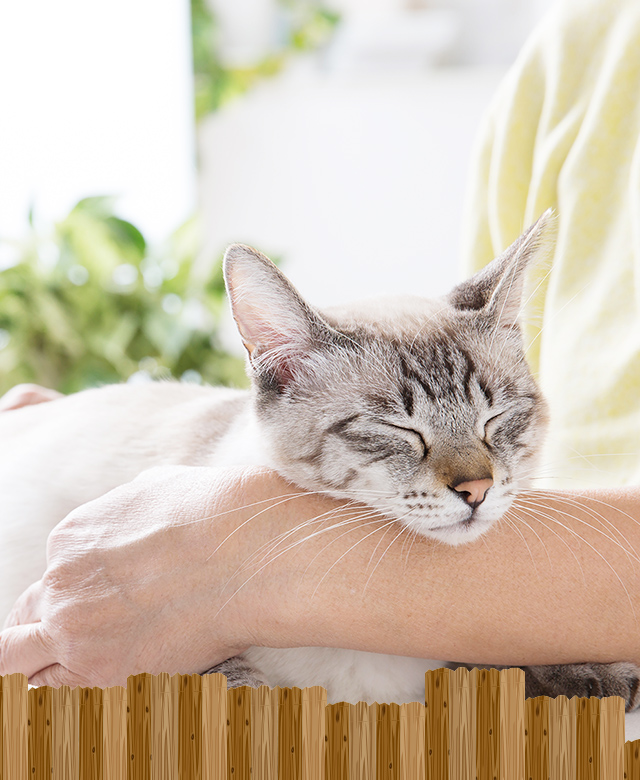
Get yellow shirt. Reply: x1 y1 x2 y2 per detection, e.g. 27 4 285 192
461 0 640 488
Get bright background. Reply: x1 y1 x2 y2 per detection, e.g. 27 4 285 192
0 0 558 384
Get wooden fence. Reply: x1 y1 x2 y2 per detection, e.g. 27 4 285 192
1 667 639 779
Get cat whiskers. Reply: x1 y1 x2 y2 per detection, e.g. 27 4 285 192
525 489 640 563
203 490 322 563
486 260 554 382
407 305 455 354
487 247 530 357
507 494 640 623
499 512 540 572
487 275 589 389
204 483 396 582
210 507 395 621
215 486 398 594
226 501 374 588
212 492 436 616
514 472 640 546
359 513 417 598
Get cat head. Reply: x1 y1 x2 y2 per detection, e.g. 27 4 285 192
223 212 552 546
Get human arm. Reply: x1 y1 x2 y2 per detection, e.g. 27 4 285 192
2 465 640 687
273 483 640 669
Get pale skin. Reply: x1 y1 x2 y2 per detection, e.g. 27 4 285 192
1 393 640 687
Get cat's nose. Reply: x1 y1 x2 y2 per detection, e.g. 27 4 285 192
451 478 493 508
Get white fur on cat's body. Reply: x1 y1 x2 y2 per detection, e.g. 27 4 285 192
0 380 442 704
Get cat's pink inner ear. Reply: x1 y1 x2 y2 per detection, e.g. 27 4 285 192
232 298 307 357
223 244 315 377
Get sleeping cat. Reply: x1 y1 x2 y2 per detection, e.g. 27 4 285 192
1 211 639 708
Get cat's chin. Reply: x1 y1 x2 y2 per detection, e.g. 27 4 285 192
423 514 496 547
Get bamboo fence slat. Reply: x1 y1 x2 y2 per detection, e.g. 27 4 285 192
51 683 80 780
302 686 326 780
1 672 28 780
0 669 635 779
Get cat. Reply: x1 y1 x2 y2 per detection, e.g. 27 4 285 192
1 211 639 708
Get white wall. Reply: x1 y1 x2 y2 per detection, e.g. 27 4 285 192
0 0 196 245
198 0 559 340
198 64 505 319
208 0 561 69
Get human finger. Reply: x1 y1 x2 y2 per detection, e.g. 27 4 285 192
0 384 63 411
0 623 56 677
29 664 88 688
3 580 44 629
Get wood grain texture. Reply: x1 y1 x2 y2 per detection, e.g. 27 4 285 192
252 685 277 780
127 674 152 780
103 686 126 780
474 668 500 780
576 697 600 780
449 666 476 780
28 685 52 779
278 687 302 780
227 685 252 780
600 697 624 780
79 687 103 780
51 685 79 780
325 702 349 780
425 669 449 780
179 674 202 780
2 675 28 780
625 740 640 780
549 696 575 780
376 702 400 780
201 674 226 780
302 686 325 780
399 701 425 780
350 701 376 780
499 668 525 780
5 672 640 779
149 673 177 780
525 696 549 780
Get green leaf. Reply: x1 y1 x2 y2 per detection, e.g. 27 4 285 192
104 217 147 257
0 195 248 395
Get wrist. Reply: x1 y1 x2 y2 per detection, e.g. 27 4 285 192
220 468 352 649
226 469 388 651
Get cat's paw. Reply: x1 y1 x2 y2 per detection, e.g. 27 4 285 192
203 655 270 689
523 662 640 712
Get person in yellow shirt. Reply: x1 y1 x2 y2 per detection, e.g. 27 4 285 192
462 0 640 492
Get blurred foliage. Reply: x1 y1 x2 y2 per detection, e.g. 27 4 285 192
0 3 333 395
0 197 248 395
192 0 340 119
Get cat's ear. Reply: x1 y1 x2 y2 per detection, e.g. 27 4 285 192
449 209 555 328
223 244 330 386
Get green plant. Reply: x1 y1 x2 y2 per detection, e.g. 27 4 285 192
0 3 336 395
0 197 248 395
192 0 340 120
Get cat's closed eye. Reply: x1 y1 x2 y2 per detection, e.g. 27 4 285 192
383 423 428 459
482 411 508 446
338 421 427 461
482 397 537 449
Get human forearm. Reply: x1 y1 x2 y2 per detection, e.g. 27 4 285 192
242 476 640 667
4 465 639 687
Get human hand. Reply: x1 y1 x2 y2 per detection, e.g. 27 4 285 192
0 383 63 411
0 465 313 687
